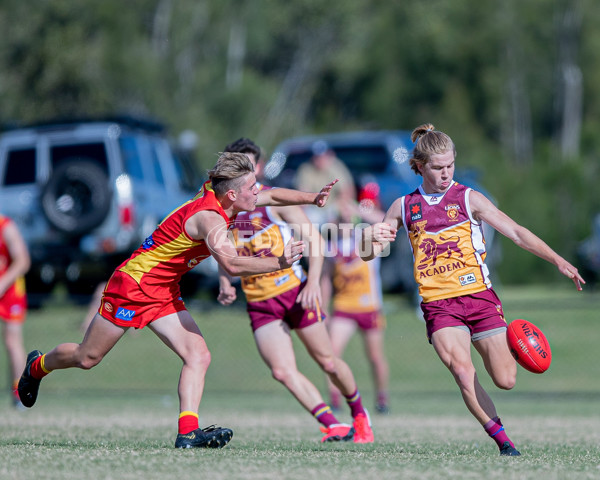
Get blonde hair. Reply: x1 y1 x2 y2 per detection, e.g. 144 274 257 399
207 152 255 196
409 123 456 175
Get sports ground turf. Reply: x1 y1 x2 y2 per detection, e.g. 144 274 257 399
1 285 598 479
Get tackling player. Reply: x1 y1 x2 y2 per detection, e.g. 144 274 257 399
18 152 337 449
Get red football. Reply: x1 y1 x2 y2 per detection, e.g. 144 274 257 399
506 319 552 374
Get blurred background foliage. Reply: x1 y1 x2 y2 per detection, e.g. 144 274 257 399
0 0 598 285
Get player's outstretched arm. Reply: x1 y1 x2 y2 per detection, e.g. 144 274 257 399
469 190 585 291
187 210 305 277
257 180 339 208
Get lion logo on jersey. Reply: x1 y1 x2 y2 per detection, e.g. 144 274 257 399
417 236 463 270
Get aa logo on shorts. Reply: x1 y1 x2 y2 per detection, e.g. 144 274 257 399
116 307 136 321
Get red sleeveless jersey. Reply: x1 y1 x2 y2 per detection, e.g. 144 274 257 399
117 181 231 298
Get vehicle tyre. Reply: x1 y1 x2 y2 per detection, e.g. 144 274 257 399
41 159 111 236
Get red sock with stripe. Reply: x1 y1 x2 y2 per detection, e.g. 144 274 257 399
30 355 52 380
178 411 199 434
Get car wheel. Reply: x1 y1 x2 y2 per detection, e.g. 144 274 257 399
41 159 111 236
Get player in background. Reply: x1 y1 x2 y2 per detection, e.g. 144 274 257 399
18 152 337 449
0 214 31 409
321 184 390 414
217 138 374 443
361 123 585 456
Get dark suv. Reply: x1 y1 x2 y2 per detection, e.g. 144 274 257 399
264 131 497 293
0 116 206 306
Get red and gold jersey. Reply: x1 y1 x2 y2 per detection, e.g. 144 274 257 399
401 182 491 303
116 181 230 299
0 215 14 278
231 184 304 302
0 215 27 322
331 235 382 313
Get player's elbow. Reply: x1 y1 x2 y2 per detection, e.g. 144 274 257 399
220 263 243 277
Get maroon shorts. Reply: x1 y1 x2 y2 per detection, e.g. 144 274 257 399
420 288 507 342
332 310 385 331
246 282 324 332
99 271 187 329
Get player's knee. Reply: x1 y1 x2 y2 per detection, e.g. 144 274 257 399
78 353 103 370
186 348 211 370
494 371 516 390
318 356 337 375
450 364 475 389
270 366 295 385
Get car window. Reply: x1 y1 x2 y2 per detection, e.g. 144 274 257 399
119 136 144 181
50 142 108 174
334 146 389 173
284 145 390 175
172 149 200 192
134 137 165 186
3 148 36 185
149 139 165 186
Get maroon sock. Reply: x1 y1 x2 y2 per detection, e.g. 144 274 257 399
344 389 366 418
484 417 514 448
311 403 339 428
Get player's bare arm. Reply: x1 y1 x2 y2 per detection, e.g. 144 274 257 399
256 180 339 208
277 205 325 310
216 266 237 306
469 189 585 290
186 210 305 277
360 199 401 262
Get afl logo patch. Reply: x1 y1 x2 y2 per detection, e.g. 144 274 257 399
104 302 114 313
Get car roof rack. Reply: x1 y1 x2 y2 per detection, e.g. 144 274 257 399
1 114 166 134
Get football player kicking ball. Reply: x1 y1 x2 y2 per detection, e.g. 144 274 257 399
217 138 374 443
361 124 585 456
18 152 338 449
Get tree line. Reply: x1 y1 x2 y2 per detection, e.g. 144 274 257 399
0 0 598 283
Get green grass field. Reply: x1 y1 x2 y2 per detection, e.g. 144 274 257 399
1 285 599 479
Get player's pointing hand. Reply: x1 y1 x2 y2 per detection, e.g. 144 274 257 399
313 179 339 208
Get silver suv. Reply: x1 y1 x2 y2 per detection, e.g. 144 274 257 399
0 117 202 306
